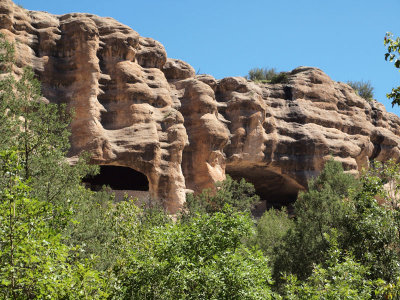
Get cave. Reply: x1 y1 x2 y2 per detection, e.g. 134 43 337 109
226 165 302 216
83 165 149 192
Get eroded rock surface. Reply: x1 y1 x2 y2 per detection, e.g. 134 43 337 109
2 0 400 212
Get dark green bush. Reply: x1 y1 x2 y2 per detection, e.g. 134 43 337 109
253 208 294 260
273 159 360 282
347 80 374 101
184 175 260 216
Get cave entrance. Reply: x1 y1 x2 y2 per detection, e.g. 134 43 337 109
83 165 150 201
226 165 302 217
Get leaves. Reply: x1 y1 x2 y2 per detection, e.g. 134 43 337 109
114 206 276 299
384 32 400 106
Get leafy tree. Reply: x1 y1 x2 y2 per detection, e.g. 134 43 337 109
0 151 107 299
283 232 380 300
347 80 374 101
252 208 294 261
184 175 260 216
274 159 359 281
64 191 172 273
113 206 276 299
384 32 400 106
341 160 400 282
274 158 400 286
0 33 108 298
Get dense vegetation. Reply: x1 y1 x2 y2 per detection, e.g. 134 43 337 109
2 35 400 299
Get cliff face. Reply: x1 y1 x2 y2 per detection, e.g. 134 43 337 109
2 0 400 212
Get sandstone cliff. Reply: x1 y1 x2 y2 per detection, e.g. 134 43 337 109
2 0 400 213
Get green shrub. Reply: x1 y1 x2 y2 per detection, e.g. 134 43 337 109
184 175 260 216
253 208 294 260
347 80 374 101
246 67 289 84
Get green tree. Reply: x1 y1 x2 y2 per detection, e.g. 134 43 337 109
253 208 294 261
283 232 379 300
114 206 276 299
274 158 400 286
384 32 400 106
0 33 109 298
274 159 359 281
341 160 400 282
0 151 107 299
184 175 260 217
0 33 97 232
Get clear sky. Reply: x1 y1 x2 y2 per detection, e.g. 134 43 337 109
17 0 400 116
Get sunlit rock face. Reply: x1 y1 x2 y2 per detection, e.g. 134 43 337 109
2 0 400 212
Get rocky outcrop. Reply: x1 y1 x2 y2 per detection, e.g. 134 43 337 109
2 0 400 212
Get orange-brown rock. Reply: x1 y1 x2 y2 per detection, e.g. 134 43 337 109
2 0 400 212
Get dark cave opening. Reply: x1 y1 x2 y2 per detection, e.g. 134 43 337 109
226 166 301 216
83 165 149 192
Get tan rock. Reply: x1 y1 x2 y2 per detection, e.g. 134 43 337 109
3 0 400 212
162 58 195 80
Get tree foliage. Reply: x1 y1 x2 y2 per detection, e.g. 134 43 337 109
0 33 107 299
384 32 400 106
274 158 400 290
253 208 294 260
184 175 260 216
273 159 359 281
0 151 107 299
0 34 97 232
283 232 379 300
114 206 276 300
342 160 400 282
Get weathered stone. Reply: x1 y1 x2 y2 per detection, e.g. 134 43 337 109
163 58 195 80
2 0 400 212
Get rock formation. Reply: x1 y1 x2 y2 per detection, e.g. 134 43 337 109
2 0 400 213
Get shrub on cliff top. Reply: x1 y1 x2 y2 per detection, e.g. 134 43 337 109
347 80 374 101
246 67 289 84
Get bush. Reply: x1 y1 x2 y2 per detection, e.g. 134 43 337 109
253 208 294 261
347 80 374 101
184 175 260 216
246 67 289 84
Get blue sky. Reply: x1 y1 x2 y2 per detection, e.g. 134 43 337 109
17 0 400 115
